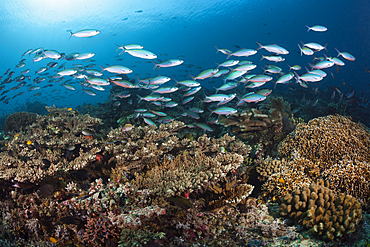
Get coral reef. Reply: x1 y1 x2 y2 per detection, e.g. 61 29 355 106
280 180 362 240
322 158 370 205
256 157 286 182
278 114 370 168
0 106 103 183
4 112 37 132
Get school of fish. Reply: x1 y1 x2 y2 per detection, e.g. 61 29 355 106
0 26 356 131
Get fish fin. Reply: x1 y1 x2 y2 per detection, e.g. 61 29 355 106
215 62 220 69
214 46 220 54
68 31 73 40
99 65 105 72
323 43 328 52
297 44 303 56
260 54 265 61
136 94 143 103
188 74 196 80
152 60 157 70
305 25 311 32
334 48 341 57
226 53 232 59
256 41 263 50
115 43 121 52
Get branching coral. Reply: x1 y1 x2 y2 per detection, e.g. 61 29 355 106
131 150 244 197
322 159 370 205
280 180 362 240
0 106 103 183
256 157 286 182
278 114 370 168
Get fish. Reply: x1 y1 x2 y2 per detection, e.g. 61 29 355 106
216 60 240 68
126 49 157 59
190 68 219 80
297 44 314 56
211 107 237 115
334 48 355 61
143 117 157 127
99 65 132 74
261 55 285 62
153 59 184 71
86 77 110 86
305 25 327 32
43 50 61 59
302 42 327 51
57 68 77 76
195 123 213 132
75 53 95 60
83 89 96 96
226 48 257 59
122 124 134 131
214 46 232 55
256 42 289 54
69 29 100 40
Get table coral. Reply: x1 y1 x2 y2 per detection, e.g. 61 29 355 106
279 180 362 240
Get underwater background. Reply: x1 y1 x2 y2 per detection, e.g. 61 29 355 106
1 0 370 246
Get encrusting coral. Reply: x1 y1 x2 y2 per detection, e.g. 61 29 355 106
279 179 362 240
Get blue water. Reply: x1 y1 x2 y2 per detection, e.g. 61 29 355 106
0 0 369 123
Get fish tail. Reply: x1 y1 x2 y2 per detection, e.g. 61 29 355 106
297 44 302 56
68 31 73 40
287 64 292 71
226 53 232 59
256 41 263 50
114 43 121 52
136 94 143 103
214 46 220 54
305 25 311 32
323 43 328 52
135 75 141 83
99 65 105 72
260 54 265 61
334 48 341 57
215 62 220 69
188 74 196 80
152 60 158 71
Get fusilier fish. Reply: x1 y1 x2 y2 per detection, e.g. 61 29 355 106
69 29 100 39
126 49 157 59
334 48 355 61
100 65 132 74
256 42 289 54
305 25 327 32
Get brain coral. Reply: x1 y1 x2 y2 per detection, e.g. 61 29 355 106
278 114 370 169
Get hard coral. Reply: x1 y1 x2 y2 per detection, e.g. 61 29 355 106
279 180 362 240
256 157 286 182
278 114 370 169
0 106 103 183
4 112 37 132
131 150 244 197
322 158 370 205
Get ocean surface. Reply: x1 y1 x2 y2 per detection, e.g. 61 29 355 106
0 0 369 126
